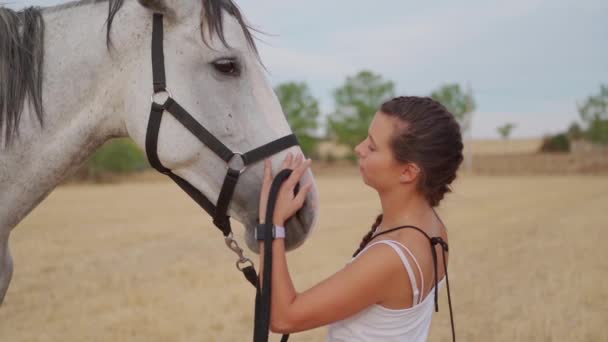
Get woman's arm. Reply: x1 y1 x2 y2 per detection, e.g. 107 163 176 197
257 153 403 333
259 236 401 333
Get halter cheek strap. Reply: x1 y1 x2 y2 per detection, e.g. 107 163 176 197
145 13 299 237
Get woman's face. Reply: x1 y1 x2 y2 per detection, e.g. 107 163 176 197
354 111 404 191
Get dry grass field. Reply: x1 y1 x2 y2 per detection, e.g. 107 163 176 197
1 166 607 341
469 138 543 155
317 138 544 159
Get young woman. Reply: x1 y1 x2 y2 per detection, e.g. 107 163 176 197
258 96 463 341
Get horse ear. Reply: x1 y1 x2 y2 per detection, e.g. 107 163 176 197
137 0 176 19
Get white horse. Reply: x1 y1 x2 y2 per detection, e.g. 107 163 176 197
0 0 319 304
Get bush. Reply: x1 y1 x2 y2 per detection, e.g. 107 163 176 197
567 122 584 140
539 133 571 153
87 138 149 176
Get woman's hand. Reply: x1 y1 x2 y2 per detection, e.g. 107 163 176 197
258 152 313 226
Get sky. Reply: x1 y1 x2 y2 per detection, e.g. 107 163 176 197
7 0 608 138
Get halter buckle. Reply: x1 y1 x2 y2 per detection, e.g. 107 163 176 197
228 153 247 174
150 88 173 106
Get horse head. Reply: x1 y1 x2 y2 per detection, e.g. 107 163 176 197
119 0 319 252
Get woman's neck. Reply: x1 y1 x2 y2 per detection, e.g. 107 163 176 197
376 188 435 233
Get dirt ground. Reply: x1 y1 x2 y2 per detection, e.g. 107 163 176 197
1 168 607 341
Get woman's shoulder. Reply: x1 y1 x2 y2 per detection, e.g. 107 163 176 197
372 224 447 252
390 223 449 260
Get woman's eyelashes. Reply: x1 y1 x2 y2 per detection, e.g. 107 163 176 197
362 136 373 151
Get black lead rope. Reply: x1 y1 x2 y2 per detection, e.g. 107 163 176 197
252 169 293 342
368 225 456 342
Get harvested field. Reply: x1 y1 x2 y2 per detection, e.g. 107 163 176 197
1 168 607 341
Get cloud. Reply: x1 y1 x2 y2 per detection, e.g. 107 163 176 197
9 0 608 139
258 45 354 81
252 0 547 71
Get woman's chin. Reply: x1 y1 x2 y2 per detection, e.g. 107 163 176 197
358 168 368 184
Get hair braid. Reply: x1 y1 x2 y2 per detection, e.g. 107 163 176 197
352 214 383 257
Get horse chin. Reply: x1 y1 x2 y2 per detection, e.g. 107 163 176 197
244 194 318 255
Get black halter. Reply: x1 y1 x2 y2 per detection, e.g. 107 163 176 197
145 13 299 238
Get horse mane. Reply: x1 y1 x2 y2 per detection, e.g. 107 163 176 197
0 0 259 148
0 6 44 148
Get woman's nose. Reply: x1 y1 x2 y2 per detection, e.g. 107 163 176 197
354 143 363 158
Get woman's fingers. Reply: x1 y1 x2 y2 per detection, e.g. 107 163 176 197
276 152 310 196
286 157 311 190
265 153 311 224
282 151 304 170
294 182 313 206
281 152 293 169
291 153 302 169
264 159 272 182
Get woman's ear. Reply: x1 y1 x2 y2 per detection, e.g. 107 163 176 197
399 163 421 184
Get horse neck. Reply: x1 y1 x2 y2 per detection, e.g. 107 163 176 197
0 1 148 231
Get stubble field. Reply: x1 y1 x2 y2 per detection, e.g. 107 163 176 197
1 166 606 341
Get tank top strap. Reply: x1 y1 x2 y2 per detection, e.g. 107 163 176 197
362 240 423 305
383 240 425 305
366 224 456 342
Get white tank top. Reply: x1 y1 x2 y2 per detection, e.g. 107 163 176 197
326 240 445 342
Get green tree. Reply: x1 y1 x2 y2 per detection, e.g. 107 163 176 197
327 70 395 151
430 83 475 133
577 84 608 144
274 82 320 157
587 120 608 144
497 123 516 140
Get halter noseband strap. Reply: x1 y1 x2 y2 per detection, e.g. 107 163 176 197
145 13 299 237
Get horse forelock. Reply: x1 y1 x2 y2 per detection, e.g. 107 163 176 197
199 0 259 56
103 0 259 56
0 0 259 149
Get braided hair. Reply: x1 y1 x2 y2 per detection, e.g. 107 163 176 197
352 214 383 257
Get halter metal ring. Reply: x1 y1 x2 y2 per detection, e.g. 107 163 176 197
151 88 173 105
228 153 247 175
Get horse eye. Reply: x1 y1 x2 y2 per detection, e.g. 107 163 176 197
212 59 240 76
